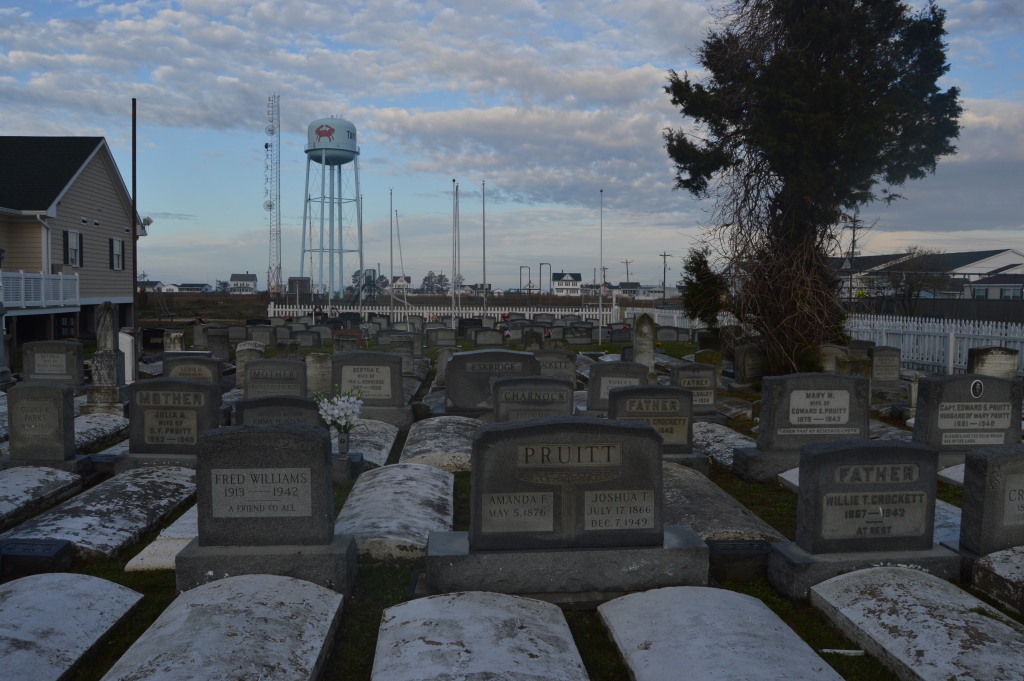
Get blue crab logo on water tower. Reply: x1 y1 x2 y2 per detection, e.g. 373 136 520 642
305 117 358 165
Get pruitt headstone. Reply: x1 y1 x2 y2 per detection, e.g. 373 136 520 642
534 350 576 382
128 378 221 457
492 376 574 422
959 444 1024 556
244 359 307 399
7 383 76 462
868 346 901 390
22 341 84 387
164 355 222 384
672 363 717 417
586 361 649 413
235 396 324 429
967 346 1019 379
445 350 541 414
608 385 696 464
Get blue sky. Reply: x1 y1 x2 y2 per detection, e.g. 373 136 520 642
2 0 1022 289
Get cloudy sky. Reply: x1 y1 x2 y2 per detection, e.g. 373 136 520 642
2 0 1022 290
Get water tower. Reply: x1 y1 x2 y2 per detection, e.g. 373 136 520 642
299 116 363 303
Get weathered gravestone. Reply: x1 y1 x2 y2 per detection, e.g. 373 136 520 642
275 339 302 361
247 325 276 346
633 314 656 379
333 331 361 353
332 351 412 428
733 373 870 481
619 345 634 362
425 417 708 604
22 341 84 388
695 330 720 352
433 348 456 388
609 328 631 343
191 323 217 350
848 339 875 357
458 318 483 338
492 376 574 422
817 344 848 373
586 361 649 414
967 346 1020 379
0 383 79 471
912 375 1022 468
163 330 184 352
163 354 222 384
523 327 545 352
294 330 321 349
768 440 958 599
608 385 704 473
655 327 679 343
955 444 1024 558
310 325 333 342
390 334 417 376
474 328 504 347
375 329 396 348
234 396 324 429
175 425 357 595
227 326 247 342
672 363 718 419
733 343 767 385
82 301 127 416
868 346 901 391
232 341 264 390
305 352 333 396
243 359 306 399
534 349 576 383
444 350 541 418
564 326 592 346
206 328 231 363
126 377 222 468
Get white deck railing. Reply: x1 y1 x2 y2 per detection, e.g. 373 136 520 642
1 271 80 309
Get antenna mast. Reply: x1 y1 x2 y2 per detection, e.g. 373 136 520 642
264 94 283 296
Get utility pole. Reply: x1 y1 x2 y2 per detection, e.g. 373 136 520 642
659 252 672 306
389 188 394 311
847 211 860 309
621 259 632 283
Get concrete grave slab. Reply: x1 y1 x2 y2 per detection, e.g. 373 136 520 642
938 463 965 487
974 545 1024 614
398 416 482 472
101 575 342 681
372 591 587 681
1 573 142 681
0 467 82 533
74 413 129 454
811 566 1024 681
346 418 398 469
0 467 195 560
692 420 754 467
598 587 842 681
125 505 197 571
334 463 453 560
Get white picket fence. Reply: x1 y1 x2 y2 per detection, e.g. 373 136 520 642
266 302 619 326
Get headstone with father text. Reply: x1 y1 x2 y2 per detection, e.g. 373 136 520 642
671 363 718 418
608 384 704 473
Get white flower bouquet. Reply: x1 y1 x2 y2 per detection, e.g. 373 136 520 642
314 386 363 433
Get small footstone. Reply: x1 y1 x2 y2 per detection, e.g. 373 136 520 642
398 416 482 472
1 573 142 681
0 467 82 533
974 545 1024 614
101 575 342 681
334 463 452 560
598 587 842 681
811 566 1024 681
371 591 587 681
125 505 198 572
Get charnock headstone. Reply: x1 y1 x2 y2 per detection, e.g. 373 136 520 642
608 385 703 472
733 343 767 385
817 344 848 373
534 350 576 383
967 346 1020 380
305 353 333 396
164 355 222 384
175 425 357 595
868 346 901 391
4 382 77 467
672 363 718 418
958 444 1024 557
633 314 656 379
206 328 231 363
492 376 574 422
768 440 956 599
444 350 541 417
248 326 276 346
475 329 504 347
22 341 84 388
127 377 221 466
244 359 307 399
332 351 411 428
586 362 649 414
425 417 708 602
733 373 870 481
233 341 265 390
912 375 1022 468
234 396 324 429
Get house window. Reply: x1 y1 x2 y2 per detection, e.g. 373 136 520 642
110 238 124 270
972 287 988 299
1000 288 1022 300
64 230 83 267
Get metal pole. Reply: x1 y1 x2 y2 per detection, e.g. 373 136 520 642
451 179 456 329
318 148 326 301
482 180 486 314
132 98 138 355
390 188 394 311
599 189 603 345
299 157 310 279
328 164 335 302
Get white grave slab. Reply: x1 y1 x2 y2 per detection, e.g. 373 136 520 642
100 575 342 681
372 591 588 681
74 413 129 453
334 463 452 560
693 420 754 467
340 419 398 468
811 567 1024 681
938 463 965 487
0 466 195 560
599 587 842 681
1 573 142 681
220 387 245 407
125 505 198 571
868 420 913 441
398 416 482 472
974 545 1024 614
664 462 784 541
0 466 82 532
0 391 8 441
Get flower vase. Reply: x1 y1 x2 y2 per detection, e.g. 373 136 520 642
336 428 350 455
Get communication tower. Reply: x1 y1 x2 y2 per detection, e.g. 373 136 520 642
300 115 363 303
264 94 283 295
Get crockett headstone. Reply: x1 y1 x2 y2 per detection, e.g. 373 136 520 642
444 350 541 417
4 382 77 466
533 350 576 382
958 444 1024 557
586 362 649 413
22 341 84 388
175 425 357 595
733 373 870 481
127 377 222 466
492 376 574 422
672 363 718 418
868 346 901 391
967 346 1020 380
332 351 411 428
608 385 703 472
244 359 307 399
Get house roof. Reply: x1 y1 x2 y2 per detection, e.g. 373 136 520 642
230 273 258 281
553 272 582 281
179 283 211 288
619 281 640 290
828 253 907 272
968 274 1024 286
874 250 1018 275
0 137 105 212
138 280 163 287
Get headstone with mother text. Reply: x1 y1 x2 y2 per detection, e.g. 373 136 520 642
124 377 222 468
244 359 307 399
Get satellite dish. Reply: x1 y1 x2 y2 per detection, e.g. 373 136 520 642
263 200 274 211
265 124 275 136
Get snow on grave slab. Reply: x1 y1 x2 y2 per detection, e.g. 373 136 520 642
663 462 784 542
402 377 421 403
100 575 342 681
974 545 1024 614
811 566 1024 681
398 416 482 472
74 413 129 453
598 587 841 681
372 591 588 681
868 420 913 441
0 467 82 533
125 505 198 571
0 466 195 560
334 463 452 561
1 573 142 681
339 419 398 468
693 420 754 467
938 463 965 487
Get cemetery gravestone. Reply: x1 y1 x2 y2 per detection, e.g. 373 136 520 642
274 339 302 361
655 327 679 343
164 355 222 384
3 383 77 468
227 326 247 342
608 385 703 472
22 341 84 388
333 331 361 353
818 344 848 373
295 330 322 349
332 351 412 428
620 345 634 362
163 330 184 352
248 326 276 346
586 362 649 414
609 328 631 343
458 318 483 338
127 377 222 467
375 329 396 348
733 373 870 481
83 301 127 416
967 346 1020 379
390 334 417 376
244 359 307 399
445 350 541 417
848 339 876 357
534 350 576 383
958 444 1024 557
912 375 1022 468
427 328 458 348
475 329 504 347
305 353 333 396
633 314 656 379
733 343 767 385
695 330 720 352
233 341 265 390
523 327 545 352
492 376 574 422
672 363 718 418
868 346 901 391
234 396 324 428
564 327 592 346
206 329 231 363
191 324 217 350
175 425 357 595
141 327 165 351
310 326 333 342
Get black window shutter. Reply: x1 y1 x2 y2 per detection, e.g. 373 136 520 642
109 239 114 269
78 233 84 267
63 231 69 265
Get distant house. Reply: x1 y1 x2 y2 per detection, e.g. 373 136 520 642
389 275 412 292
618 282 640 297
137 280 163 293
963 274 1024 300
462 283 491 296
162 284 179 293
229 272 258 295
178 283 213 293
832 249 1024 298
552 272 582 296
